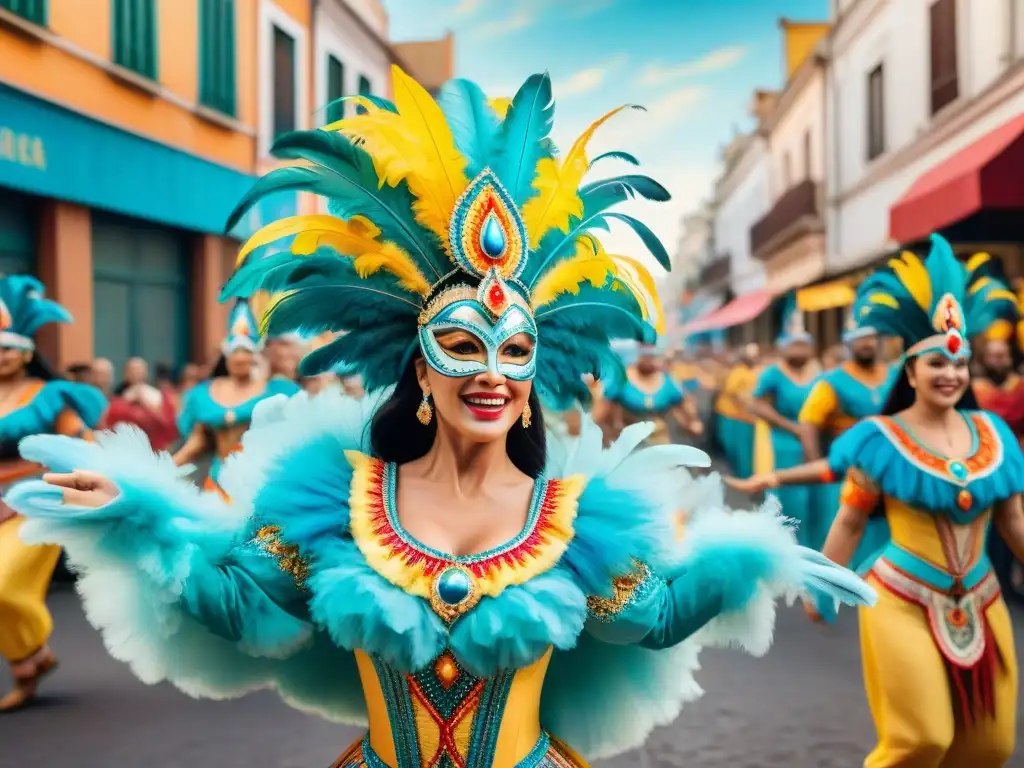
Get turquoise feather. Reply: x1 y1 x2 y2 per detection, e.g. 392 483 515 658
0 276 72 337
491 73 555 206
437 79 501 179
589 150 640 168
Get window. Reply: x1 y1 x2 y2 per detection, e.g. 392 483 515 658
867 63 885 160
0 0 47 24
326 55 345 124
199 0 236 116
357 75 372 114
112 0 158 79
273 26 297 139
929 0 958 115
802 130 812 179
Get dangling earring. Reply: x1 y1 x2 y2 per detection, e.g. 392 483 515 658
416 393 433 425
521 401 532 429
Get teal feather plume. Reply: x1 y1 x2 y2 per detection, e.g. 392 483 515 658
589 150 640 168
437 79 501 179
0 276 72 337
491 73 555 206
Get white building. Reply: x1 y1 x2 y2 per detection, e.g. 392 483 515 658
828 0 1024 277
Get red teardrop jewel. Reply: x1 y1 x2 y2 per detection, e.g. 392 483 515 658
946 331 961 355
488 283 505 307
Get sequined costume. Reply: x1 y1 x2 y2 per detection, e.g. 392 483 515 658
0 277 106 679
823 236 1022 767
177 299 299 495
7 68 873 764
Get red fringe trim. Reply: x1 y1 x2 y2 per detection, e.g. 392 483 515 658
945 622 998 727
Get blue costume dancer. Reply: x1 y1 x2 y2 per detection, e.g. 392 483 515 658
797 316 898 558
5 68 874 763
751 297 819 547
174 299 299 496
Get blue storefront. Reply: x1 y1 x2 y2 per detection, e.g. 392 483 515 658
0 82 296 372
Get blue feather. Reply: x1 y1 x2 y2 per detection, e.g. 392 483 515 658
599 212 671 270
491 73 555 206
589 150 639 168
438 79 501 178
0 276 72 337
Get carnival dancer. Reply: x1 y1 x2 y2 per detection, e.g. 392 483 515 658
600 341 704 446
3 69 874 761
748 297 819 547
730 235 1024 767
714 342 761 477
173 299 299 496
796 316 897 557
0 276 106 712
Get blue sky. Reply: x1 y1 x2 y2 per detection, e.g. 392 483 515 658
383 0 829 265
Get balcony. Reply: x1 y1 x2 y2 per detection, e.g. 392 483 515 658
698 253 731 287
750 179 824 260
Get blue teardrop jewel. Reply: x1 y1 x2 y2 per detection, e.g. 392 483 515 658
480 214 506 259
436 567 472 606
948 461 968 482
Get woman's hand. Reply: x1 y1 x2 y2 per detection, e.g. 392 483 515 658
41 471 119 508
724 473 777 494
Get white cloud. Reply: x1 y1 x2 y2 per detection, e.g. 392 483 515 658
554 54 628 99
450 0 484 17
469 8 535 40
639 45 747 86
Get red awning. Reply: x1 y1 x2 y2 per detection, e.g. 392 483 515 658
681 289 772 335
889 113 1024 243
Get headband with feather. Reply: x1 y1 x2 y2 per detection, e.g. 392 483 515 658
0 275 72 351
222 299 262 355
853 234 1017 360
221 66 670 408
775 293 812 348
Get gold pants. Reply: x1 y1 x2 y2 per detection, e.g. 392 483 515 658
860 580 1017 767
0 516 61 663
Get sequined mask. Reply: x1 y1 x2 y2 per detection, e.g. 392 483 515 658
416 169 537 380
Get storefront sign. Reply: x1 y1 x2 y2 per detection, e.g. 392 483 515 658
0 84 270 236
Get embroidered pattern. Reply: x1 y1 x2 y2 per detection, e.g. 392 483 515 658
346 451 582 622
587 560 660 621
874 412 1002 486
252 524 309 587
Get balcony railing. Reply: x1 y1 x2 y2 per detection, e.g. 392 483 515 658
698 253 731 286
750 179 823 259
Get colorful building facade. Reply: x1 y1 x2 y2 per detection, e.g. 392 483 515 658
0 0 452 373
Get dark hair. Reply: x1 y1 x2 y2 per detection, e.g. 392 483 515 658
210 354 229 379
154 362 174 382
881 356 979 415
27 353 60 382
370 358 548 477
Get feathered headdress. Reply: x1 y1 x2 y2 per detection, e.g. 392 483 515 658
963 251 1021 345
854 234 1017 360
841 307 878 344
221 66 670 408
775 293 812 348
222 299 261 355
0 275 72 351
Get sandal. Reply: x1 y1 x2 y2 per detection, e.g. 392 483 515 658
0 650 58 713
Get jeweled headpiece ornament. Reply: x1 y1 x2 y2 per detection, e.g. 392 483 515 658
222 66 670 408
854 234 1016 361
0 275 72 352
222 298 261 355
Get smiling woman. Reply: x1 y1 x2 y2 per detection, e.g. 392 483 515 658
4 66 873 766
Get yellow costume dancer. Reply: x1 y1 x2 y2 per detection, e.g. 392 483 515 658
736 236 1024 766
0 276 106 711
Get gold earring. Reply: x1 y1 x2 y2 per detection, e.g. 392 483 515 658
416 393 433 425
521 401 532 429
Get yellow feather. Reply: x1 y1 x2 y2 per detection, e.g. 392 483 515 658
521 105 631 248
336 112 421 189
868 293 900 309
986 319 1013 341
490 97 512 118
238 215 368 266
530 240 616 308
887 251 931 310
988 288 1018 303
389 65 469 242
259 290 296 336
612 254 664 333
969 276 993 295
352 242 432 296
290 215 382 256
965 252 992 272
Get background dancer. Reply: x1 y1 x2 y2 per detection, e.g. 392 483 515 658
0 276 106 712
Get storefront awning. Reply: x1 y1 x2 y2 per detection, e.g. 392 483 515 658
680 289 772 335
889 113 1024 243
797 280 856 312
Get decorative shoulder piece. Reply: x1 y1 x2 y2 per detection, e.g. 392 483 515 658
251 523 309 589
586 559 661 622
221 66 674 409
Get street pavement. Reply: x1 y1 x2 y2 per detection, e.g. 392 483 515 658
4 470 1024 767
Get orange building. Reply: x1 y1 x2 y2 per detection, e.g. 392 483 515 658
0 0 452 375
